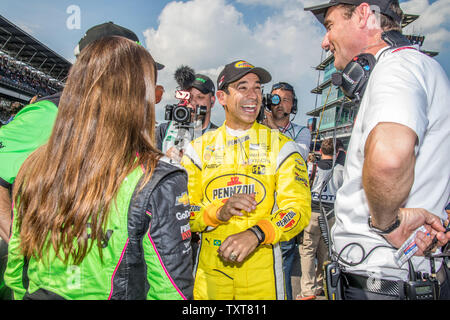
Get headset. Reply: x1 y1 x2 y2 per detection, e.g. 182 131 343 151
271 82 298 115
331 30 413 101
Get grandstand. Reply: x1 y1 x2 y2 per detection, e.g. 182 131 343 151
0 14 71 124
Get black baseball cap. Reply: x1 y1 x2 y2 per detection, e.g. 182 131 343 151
190 74 215 94
217 60 272 91
76 22 165 70
304 0 402 25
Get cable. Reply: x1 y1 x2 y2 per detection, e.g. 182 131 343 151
317 97 347 255
335 242 395 268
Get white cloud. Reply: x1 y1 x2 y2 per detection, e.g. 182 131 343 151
235 0 299 7
144 0 450 127
401 0 450 52
144 0 325 126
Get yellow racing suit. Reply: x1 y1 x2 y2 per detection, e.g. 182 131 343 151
181 122 311 300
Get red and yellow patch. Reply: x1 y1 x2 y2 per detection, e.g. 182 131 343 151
234 60 254 69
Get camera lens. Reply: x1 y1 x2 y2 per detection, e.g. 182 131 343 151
197 105 207 116
164 104 174 121
173 106 190 123
271 94 281 106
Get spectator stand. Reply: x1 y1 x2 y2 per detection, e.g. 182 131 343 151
0 14 71 120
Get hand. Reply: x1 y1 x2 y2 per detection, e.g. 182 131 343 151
383 208 450 256
262 110 278 129
216 193 257 222
166 146 184 162
217 230 259 263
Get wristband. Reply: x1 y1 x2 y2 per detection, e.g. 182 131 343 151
248 225 265 245
368 215 401 235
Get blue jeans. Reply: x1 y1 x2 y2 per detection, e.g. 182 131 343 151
281 237 297 300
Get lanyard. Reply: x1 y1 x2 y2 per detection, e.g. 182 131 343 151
279 121 290 133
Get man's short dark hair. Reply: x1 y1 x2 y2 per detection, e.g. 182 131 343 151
321 138 335 156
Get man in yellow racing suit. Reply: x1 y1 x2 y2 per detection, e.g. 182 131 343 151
181 60 311 300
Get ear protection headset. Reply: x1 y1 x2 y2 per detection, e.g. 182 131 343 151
271 82 298 115
332 30 414 101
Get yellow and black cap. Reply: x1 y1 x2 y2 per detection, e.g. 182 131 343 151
217 60 271 91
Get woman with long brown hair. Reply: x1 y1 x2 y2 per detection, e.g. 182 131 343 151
4 36 193 300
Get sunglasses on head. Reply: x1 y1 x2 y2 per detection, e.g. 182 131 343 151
271 82 294 92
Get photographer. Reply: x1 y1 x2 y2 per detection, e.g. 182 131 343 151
263 82 310 161
156 72 218 162
306 0 450 299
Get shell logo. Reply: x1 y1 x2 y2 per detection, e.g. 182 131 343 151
235 61 254 69
205 174 266 205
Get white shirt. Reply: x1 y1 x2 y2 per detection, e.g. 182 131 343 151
332 45 450 281
279 122 311 161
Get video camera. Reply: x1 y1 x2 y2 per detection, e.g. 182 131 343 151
262 93 281 111
256 92 282 123
164 90 207 126
165 65 208 128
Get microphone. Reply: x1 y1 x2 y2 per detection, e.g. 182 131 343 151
283 112 290 117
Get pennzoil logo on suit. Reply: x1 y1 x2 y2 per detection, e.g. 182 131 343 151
272 208 299 232
205 174 266 205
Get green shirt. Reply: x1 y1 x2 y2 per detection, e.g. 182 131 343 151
0 100 58 185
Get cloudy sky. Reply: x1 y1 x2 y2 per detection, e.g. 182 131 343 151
1 0 449 126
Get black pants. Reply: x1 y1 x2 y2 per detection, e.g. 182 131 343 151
343 264 450 300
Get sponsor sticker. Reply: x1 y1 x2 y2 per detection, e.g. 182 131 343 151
227 135 250 146
295 173 308 187
176 192 190 206
295 165 306 173
218 75 225 88
273 209 299 232
250 143 260 150
235 60 254 69
180 223 191 240
176 210 191 221
294 158 305 167
252 165 266 175
205 174 266 205
190 205 201 218
203 145 216 162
